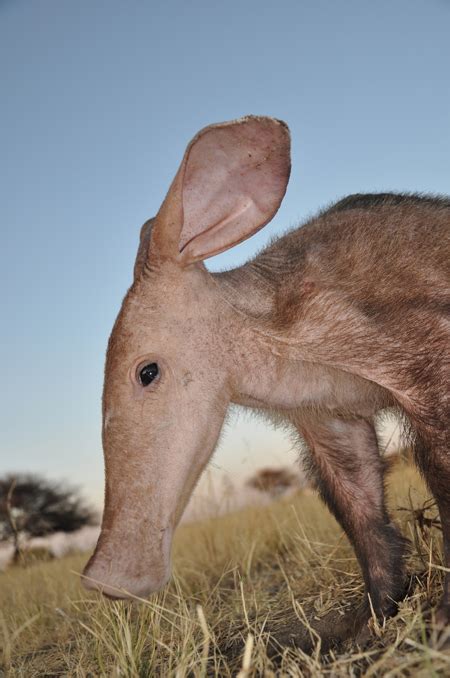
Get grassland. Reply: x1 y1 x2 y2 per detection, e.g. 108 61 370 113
1 459 449 677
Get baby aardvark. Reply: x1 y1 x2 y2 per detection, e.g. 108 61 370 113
83 116 450 645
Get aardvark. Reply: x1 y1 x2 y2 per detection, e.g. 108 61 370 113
83 116 450 643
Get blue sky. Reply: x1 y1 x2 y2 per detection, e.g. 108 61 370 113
1 0 449 505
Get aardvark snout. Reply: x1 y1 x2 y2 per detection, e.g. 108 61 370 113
82 560 170 599
82 526 173 599
82 550 171 599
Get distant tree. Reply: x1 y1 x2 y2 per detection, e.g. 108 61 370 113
246 467 302 497
0 473 97 562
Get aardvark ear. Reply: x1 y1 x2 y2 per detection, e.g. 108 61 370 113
134 218 154 280
150 115 291 265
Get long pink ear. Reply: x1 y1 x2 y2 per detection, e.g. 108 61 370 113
134 218 154 280
152 116 291 265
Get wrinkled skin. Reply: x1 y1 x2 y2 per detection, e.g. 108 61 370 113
89 263 233 596
83 116 450 642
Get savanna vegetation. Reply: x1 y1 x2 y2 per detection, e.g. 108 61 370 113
0 474 96 563
1 459 449 677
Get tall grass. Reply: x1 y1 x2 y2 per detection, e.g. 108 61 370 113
1 460 449 676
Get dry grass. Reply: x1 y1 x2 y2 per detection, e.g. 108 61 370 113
1 460 449 676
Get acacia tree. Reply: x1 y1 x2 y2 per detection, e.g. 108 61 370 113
246 467 302 497
0 473 97 561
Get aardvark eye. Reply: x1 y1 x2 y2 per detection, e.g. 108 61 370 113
138 362 159 387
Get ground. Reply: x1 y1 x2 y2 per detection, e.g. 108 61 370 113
1 459 449 677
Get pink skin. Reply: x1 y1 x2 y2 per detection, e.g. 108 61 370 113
82 116 450 637
83 117 291 599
